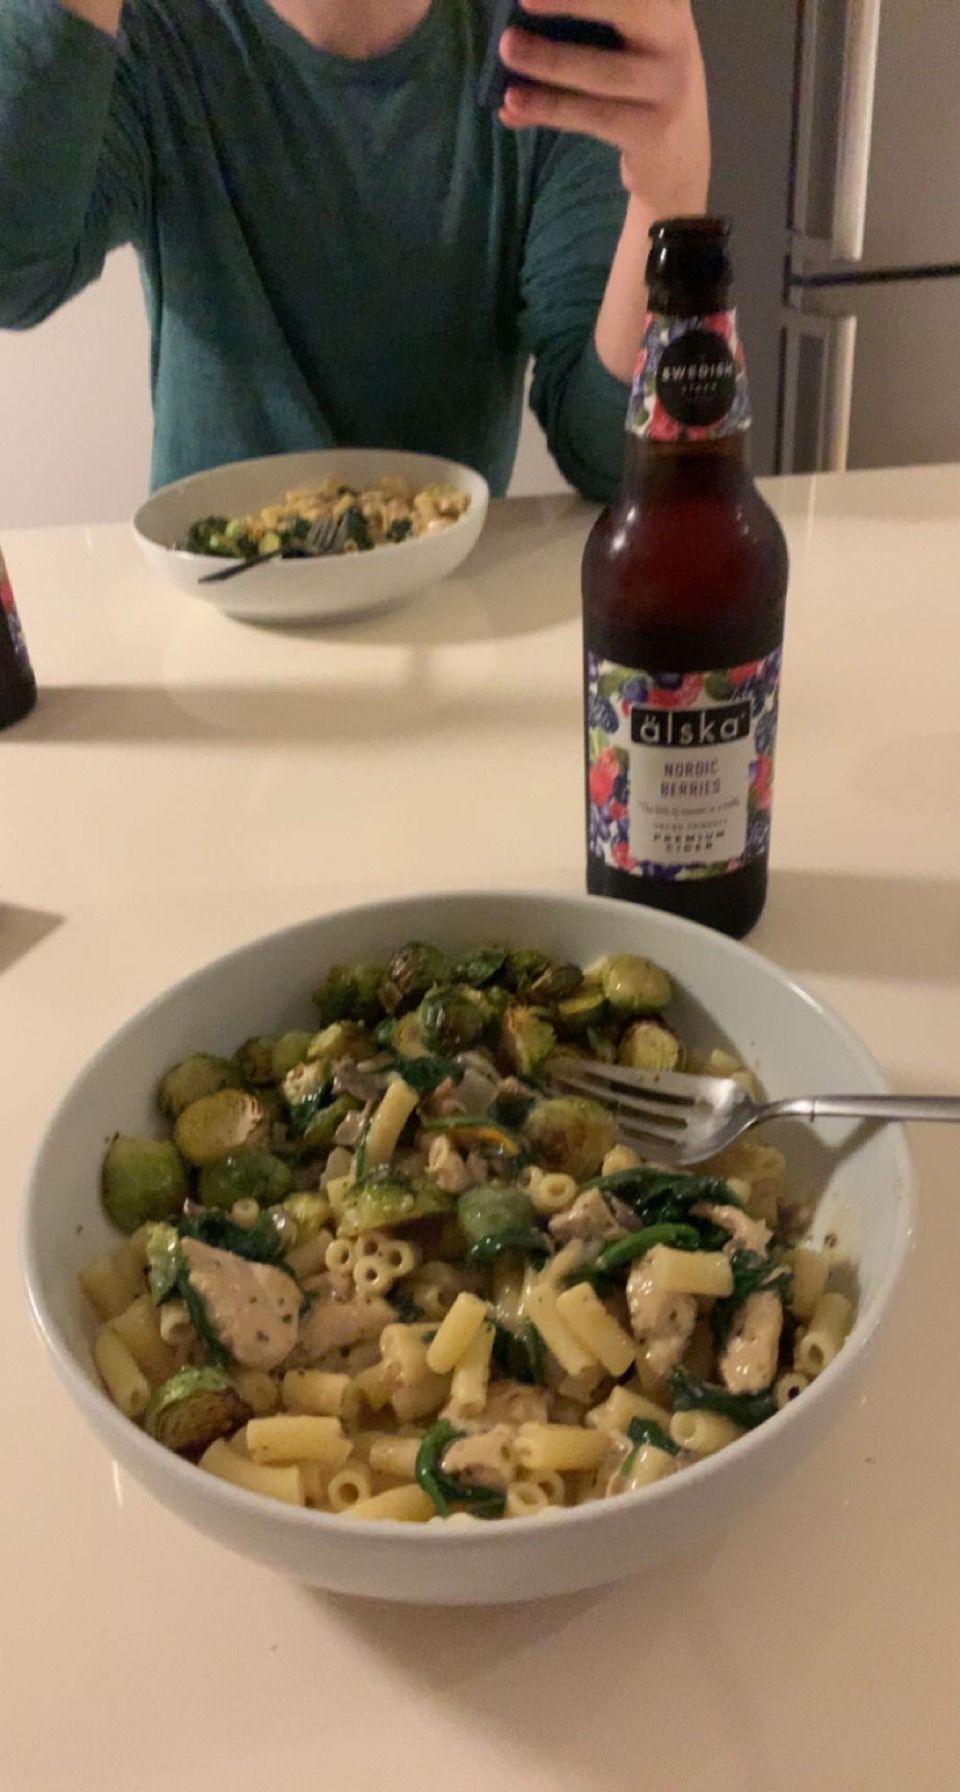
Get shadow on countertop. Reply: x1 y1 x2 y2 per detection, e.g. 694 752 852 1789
0 905 65 976
758 869 960 986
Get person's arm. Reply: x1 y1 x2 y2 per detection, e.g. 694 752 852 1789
517 129 633 502
0 0 147 329
502 0 709 383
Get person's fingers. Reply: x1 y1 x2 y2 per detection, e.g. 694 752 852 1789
500 81 644 148
500 27 675 104
518 0 684 43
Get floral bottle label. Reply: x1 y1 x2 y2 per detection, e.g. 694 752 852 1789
586 650 780 880
627 308 750 442
0 556 32 676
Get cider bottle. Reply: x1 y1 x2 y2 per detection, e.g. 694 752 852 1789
582 217 788 938
0 542 36 730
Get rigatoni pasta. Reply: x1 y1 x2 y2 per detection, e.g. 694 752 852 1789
80 933 854 1525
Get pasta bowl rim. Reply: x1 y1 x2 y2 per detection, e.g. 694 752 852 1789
132 445 490 567
21 890 915 1561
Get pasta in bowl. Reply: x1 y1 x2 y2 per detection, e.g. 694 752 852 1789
23 892 913 1603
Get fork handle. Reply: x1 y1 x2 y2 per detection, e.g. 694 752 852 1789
764 1094 960 1126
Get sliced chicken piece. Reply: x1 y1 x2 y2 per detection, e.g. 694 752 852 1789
695 1202 771 1257
478 1380 550 1427
626 1256 697 1387
180 1237 300 1372
718 1289 783 1394
549 1188 627 1247
293 1289 394 1364
442 1425 516 1491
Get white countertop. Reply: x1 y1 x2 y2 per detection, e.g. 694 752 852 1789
3 463 960 1789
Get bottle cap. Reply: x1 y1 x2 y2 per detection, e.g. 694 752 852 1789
646 217 734 304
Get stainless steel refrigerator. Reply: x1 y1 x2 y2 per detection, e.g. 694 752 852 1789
694 0 960 476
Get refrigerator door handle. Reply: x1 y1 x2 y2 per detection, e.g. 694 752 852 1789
831 0 882 261
780 309 857 475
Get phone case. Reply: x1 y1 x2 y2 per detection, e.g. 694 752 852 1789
478 0 624 111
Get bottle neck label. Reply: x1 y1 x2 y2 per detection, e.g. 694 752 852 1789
627 308 751 442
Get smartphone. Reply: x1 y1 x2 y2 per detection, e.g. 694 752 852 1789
479 0 624 111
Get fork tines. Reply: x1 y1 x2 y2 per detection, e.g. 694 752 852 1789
548 1057 694 1146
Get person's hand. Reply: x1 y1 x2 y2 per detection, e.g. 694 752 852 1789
499 0 709 221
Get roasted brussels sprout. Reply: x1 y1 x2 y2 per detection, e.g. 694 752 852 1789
146 1221 182 1303
418 984 486 1054
157 1053 240 1121
145 1366 250 1456
393 1011 426 1057
599 953 673 1016
448 945 508 986
380 941 449 1014
312 961 384 1027
618 1019 684 1073
102 1135 189 1234
269 1031 316 1081
306 1021 371 1064
457 1184 536 1246
526 963 583 1005
174 1090 267 1167
197 1149 293 1211
421 1115 525 1159
555 987 607 1035
499 1006 556 1077
235 1035 278 1085
331 1167 454 1237
502 948 552 994
299 1093 359 1151
281 1058 331 1110
523 1096 617 1181
278 1193 330 1241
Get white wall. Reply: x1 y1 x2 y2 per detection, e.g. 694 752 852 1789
0 246 566 528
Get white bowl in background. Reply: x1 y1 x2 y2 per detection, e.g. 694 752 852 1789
133 449 490 625
22 892 913 1604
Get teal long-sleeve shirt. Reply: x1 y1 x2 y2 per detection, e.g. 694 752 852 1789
0 0 632 499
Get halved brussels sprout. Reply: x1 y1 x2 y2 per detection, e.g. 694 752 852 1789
499 1006 556 1077
306 1021 371 1064
331 1167 455 1237
312 961 384 1028
555 988 607 1035
269 1032 316 1081
157 1053 240 1121
526 963 583 1005
457 1184 536 1246
299 1093 359 1150
197 1149 293 1212
419 985 487 1054
102 1135 189 1234
502 948 552 994
174 1090 267 1167
523 1096 617 1181
146 1222 182 1304
421 1115 525 1159
145 1366 251 1455
448 945 508 986
393 1011 426 1057
618 1019 684 1073
281 1058 330 1110
235 1036 278 1085
380 941 449 1014
600 953 673 1016
278 1193 330 1241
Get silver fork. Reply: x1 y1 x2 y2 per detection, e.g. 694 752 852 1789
548 1055 960 1167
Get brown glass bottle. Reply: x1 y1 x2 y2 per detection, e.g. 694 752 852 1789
0 542 37 730
582 218 787 938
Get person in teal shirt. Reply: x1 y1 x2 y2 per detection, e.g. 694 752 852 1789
0 0 708 500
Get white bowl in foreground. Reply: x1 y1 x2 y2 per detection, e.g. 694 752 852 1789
23 892 913 1605
133 448 490 624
